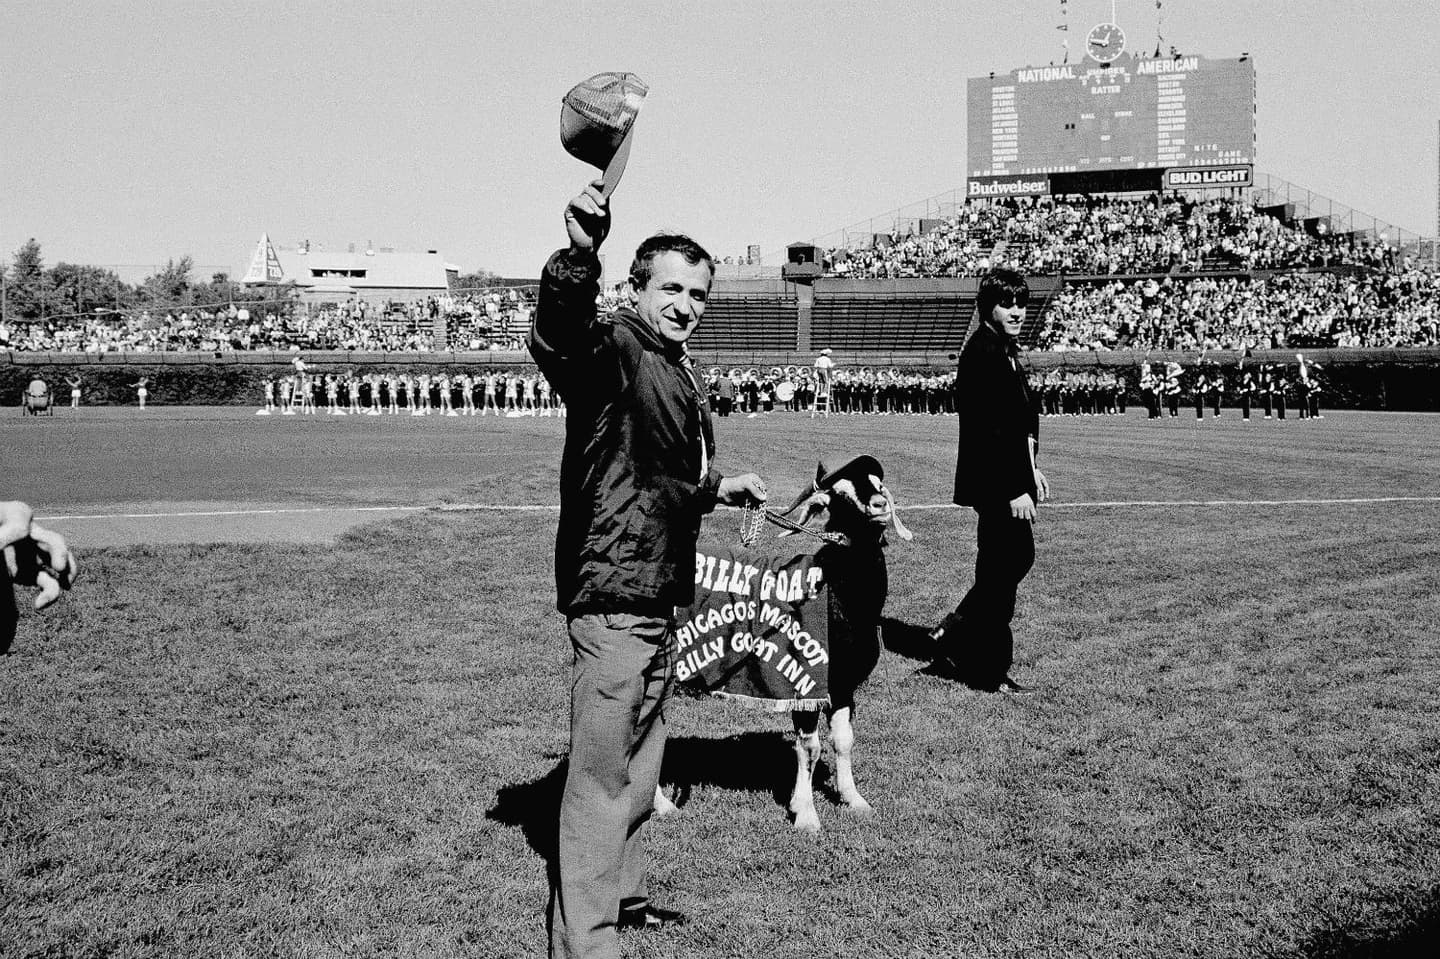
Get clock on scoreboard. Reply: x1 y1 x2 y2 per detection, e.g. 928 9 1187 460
1086 22 1126 64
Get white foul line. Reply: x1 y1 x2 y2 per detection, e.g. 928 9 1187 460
37 496 1440 523
40 504 558 521
905 496 1440 510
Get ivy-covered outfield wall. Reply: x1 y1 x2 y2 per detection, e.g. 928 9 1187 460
4 349 1440 411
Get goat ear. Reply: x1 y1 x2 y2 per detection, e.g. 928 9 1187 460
879 482 915 542
778 493 828 538
802 493 830 522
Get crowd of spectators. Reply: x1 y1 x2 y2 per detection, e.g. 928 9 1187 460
438 287 536 350
3 195 1435 354
1038 265 1440 352
824 195 1403 279
0 287 538 353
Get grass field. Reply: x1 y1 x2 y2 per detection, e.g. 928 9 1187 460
3 408 1440 957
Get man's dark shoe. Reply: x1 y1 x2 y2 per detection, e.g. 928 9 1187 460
995 677 1037 696
617 901 687 931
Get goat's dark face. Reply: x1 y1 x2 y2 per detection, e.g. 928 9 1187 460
826 477 892 541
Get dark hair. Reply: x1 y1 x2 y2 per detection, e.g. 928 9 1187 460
976 267 1030 319
629 233 715 289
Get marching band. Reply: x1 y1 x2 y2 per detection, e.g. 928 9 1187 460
255 357 1327 422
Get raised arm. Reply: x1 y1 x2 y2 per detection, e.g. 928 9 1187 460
528 180 612 396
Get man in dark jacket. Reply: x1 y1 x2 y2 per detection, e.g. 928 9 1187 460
932 268 1049 694
529 179 766 959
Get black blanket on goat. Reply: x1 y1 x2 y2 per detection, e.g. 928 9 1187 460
675 537 884 711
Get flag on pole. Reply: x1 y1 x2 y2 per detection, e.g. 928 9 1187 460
1060 0 1069 61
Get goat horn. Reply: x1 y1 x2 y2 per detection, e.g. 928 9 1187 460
778 480 821 518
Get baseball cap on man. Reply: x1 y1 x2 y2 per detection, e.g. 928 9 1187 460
560 72 649 198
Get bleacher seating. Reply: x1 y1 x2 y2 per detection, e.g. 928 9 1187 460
687 293 799 351
811 294 973 353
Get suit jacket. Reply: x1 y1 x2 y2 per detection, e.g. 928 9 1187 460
951 322 1039 509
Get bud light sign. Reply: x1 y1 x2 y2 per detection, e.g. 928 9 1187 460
1164 165 1253 190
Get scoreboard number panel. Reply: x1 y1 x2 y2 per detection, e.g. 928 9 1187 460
967 53 1255 178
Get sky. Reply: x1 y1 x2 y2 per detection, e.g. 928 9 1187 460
2 0 1437 283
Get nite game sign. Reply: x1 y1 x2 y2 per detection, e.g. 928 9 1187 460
675 543 831 710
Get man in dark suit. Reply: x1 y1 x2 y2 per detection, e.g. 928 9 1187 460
931 268 1048 694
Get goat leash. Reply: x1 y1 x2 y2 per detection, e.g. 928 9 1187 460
738 504 847 548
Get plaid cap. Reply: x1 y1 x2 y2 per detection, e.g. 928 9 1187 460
560 72 649 197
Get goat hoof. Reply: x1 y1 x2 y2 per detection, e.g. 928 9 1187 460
654 790 680 818
792 809 821 835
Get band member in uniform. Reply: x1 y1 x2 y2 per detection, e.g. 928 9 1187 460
715 369 734 417
1239 356 1257 421
1206 365 1223 418
1140 362 1159 419
1164 362 1182 418
1296 354 1323 420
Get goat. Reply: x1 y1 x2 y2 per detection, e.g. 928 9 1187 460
659 455 912 835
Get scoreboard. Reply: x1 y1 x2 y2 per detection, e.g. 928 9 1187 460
967 53 1255 185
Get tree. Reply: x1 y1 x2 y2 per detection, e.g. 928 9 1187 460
8 238 48 322
49 262 128 318
139 256 195 307
188 271 237 308
451 266 504 293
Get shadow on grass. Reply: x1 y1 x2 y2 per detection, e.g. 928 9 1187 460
486 756 566 871
484 732 797 868
661 731 795 809
1283 886 1440 959
881 615 998 691
880 616 935 662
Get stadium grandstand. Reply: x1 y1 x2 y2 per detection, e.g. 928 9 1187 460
4 39 1437 368
5 181 1434 360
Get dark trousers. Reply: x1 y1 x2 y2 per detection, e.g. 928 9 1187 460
550 612 674 959
940 508 1035 687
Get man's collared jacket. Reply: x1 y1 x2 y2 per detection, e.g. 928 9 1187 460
529 248 723 614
